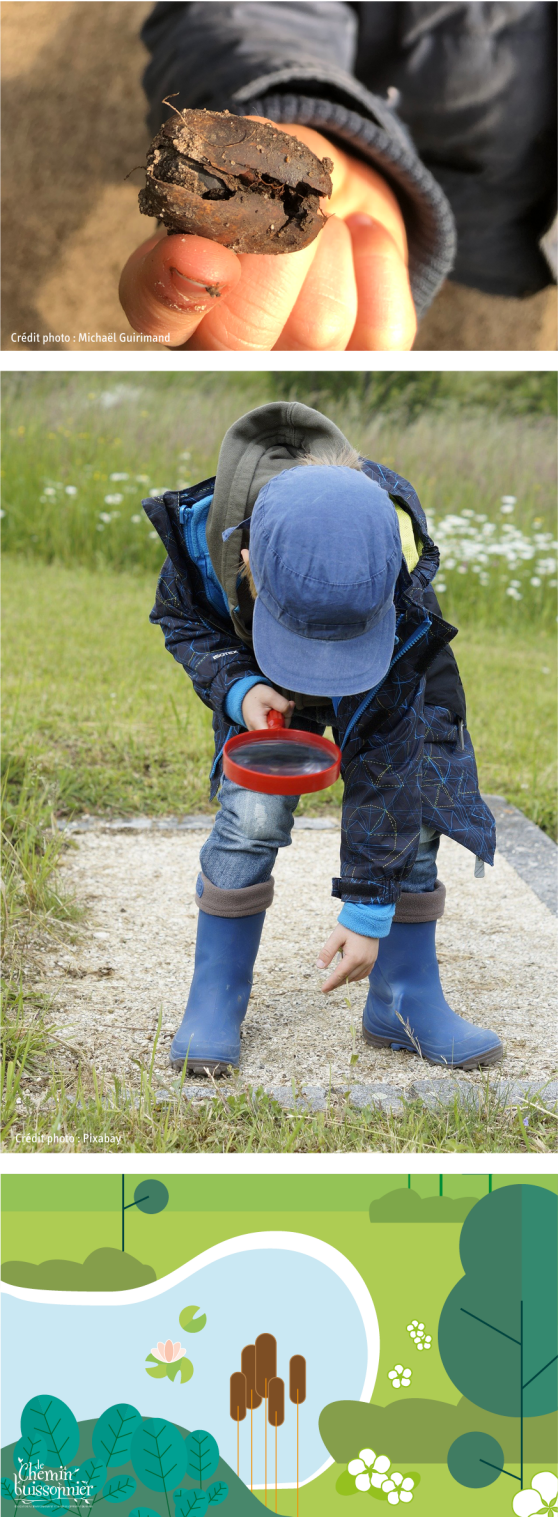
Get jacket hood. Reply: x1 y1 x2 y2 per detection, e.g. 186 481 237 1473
205 401 354 635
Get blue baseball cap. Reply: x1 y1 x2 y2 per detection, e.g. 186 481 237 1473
248 465 402 697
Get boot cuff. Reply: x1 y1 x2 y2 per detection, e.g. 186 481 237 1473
196 872 274 918
394 879 446 923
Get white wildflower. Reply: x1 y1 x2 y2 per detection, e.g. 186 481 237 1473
388 1364 411 1388
513 1471 558 1516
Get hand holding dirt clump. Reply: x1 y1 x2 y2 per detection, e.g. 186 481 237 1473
139 108 333 254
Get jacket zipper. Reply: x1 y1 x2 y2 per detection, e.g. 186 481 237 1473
341 616 431 751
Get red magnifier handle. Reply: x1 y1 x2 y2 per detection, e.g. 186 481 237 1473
266 710 285 730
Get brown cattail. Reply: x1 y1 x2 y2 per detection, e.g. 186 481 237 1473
241 1344 262 1409
267 1377 285 1427
255 1334 277 1398
230 1372 246 1480
256 1335 276 1508
289 1355 306 1404
290 1356 306 1517
230 1372 247 1422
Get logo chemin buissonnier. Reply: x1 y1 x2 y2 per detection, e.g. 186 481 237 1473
14 1461 95 1504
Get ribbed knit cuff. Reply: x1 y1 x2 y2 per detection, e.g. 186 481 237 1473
233 93 456 317
394 880 446 923
196 871 274 917
224 675 263 727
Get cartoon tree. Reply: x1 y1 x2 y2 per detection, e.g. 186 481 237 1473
121 1178 169 1252
439 1185 558 1490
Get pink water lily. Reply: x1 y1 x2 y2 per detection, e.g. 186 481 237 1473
151 1340 184 1363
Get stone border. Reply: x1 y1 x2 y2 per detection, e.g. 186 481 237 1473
159 1077 557 1115
483 794 557 915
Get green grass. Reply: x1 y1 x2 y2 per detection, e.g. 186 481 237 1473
3 558 556 830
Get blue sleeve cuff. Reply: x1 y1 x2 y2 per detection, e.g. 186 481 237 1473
338 902 395 939
224 675 262 727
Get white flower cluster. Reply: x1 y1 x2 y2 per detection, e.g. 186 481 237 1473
347 1451 417 1505
388 1365 412 1388
427 503 557 597
407 1321 432 1351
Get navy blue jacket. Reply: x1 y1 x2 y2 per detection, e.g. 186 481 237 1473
141 2 557 309
143 462 495 906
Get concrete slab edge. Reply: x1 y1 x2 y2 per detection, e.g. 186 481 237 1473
153 1077 557 1115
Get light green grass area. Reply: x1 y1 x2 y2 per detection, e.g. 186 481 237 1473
3 557 556 829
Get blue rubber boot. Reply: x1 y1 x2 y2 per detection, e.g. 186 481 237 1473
363 884 503 1069
170 875 271 1074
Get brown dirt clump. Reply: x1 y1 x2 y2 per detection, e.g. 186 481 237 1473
139 108 333 254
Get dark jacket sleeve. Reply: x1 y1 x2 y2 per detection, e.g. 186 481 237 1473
140 1 456 316
150 554 262 719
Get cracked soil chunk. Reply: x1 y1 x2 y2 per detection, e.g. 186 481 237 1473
139 109 333 253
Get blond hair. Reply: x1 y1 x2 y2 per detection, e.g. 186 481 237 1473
240 446 363 597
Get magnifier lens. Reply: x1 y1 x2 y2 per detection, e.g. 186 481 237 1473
231 737 334 777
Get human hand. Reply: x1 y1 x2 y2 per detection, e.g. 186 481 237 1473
317 925 379 992
241 684 295 731
119 119 416 351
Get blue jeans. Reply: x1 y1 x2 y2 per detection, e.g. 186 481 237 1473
200 778 439 893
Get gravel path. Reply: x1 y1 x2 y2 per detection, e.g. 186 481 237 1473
34 819 557 1101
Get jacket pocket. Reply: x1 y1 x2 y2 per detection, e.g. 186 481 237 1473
423 703 460 745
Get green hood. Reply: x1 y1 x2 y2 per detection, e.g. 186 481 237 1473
205 401 353 646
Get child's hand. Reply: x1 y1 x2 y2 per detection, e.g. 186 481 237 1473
317 926 379 992
119 120 416 351
241 685 295 731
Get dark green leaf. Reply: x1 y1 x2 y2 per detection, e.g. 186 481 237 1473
184 1432 218 1486
103 1476 137 1504
133 1182 169 1215
13 1434 47 1476
173 1494 208 1516
73 1461 107 1496
206 1483 228 1506
21 1398 79 1469
179 1307 206 1335
131 1420 187 1494
2 1479 16 1502
93 1406 142 1469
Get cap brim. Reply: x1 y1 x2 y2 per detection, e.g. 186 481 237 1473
252 597 396 698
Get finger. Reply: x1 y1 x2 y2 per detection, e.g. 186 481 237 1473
320 958 356 993
345 217 417 351
186 240 319 350
274 216 357 350
119 232 241 347
316 929 344 969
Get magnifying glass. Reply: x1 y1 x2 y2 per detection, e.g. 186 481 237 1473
223 710 341 795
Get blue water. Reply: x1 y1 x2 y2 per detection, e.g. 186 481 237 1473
2 1247 371 1486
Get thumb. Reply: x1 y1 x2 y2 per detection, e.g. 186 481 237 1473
317 927 343 969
